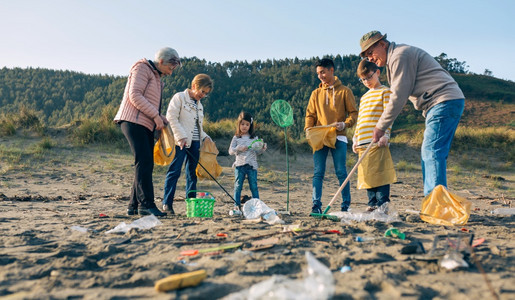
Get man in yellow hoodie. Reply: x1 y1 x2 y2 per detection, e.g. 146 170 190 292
305 58 358 213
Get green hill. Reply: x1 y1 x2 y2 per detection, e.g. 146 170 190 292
1 55 513 138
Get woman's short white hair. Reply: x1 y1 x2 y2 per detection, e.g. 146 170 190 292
155 47 181 67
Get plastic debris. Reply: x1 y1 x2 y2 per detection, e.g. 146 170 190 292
439 252 468 270
105 215 162 234
340 266 352 273
70 225 89 233
400 241 426 254
491 208 515 215
333 202 400 224
242 198 285 225
223 251 334 300
384 227 406 240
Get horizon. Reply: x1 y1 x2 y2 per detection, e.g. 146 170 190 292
1 0 514 81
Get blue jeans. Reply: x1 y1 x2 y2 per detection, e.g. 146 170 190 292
163 141 201 205
234 164 259 206
421 99 464 196
367 184 390 207
312 140 351 211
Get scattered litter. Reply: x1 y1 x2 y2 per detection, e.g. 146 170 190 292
282 224 302 232
490 208 515 215
401 241 425 254
472 238 485 247
242 198 285 225
180 243 243 257
105 215 162 234
223 251 334 300
440 252 468 270
216 233 228 238
340 265 352 273
247 237 279 251
429 233 474 257
355 236 377 243
177 260 198 267
98 213 108 218
405 209 420 214
70 225 89 233
384 227 406 240
155 269 207 292
333 203 400 224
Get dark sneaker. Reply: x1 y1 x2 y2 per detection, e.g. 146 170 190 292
163 204 175 215
311 207 322 214
127 208 138 215
140 207 167 217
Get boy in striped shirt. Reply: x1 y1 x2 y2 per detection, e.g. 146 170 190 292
352 60 397 212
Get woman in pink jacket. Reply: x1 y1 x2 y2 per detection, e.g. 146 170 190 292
114 47 181 217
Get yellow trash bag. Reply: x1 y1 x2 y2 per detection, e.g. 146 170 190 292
196 138 222 180
305 126 336 153
154 124 175 166
357 145 397 189
420 185 471 226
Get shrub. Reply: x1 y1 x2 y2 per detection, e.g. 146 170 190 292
70 105 124 145
0 118 16 137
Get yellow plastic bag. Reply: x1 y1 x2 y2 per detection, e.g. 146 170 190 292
196 138 222 180
305 126 336 153
420 185 471 226
154 124 175 166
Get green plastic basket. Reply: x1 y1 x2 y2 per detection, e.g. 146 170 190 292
185 190 215 218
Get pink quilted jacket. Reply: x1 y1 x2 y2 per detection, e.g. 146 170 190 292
114 59 164 131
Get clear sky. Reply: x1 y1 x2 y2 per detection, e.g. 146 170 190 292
1 0 514 81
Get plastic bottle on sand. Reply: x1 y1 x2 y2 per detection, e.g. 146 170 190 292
491 208 515 215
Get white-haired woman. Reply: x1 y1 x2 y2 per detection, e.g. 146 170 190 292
114 47 181 217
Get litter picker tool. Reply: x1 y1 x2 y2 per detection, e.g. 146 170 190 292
311 142 375 221
270 99 294 214
185 148 237 206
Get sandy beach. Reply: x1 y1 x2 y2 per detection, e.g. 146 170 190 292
0 141 513 299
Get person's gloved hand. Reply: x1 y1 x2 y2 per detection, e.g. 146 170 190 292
335 122 346 131
378 135 389 147
237 145 247 152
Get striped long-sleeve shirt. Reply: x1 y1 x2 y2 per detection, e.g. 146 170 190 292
228 135 265 170
353 85 392 146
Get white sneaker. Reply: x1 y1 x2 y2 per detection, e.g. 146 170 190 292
229 207 242 216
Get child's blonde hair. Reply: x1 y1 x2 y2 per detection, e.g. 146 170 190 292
236 111 255 138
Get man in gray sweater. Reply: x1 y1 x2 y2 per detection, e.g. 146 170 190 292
359 31 465 196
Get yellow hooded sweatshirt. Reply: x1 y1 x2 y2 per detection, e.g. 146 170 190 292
304 76 358 135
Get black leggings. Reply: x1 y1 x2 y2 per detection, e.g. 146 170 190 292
120 121 156 209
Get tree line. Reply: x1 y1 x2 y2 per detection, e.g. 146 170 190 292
0 54 513 138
